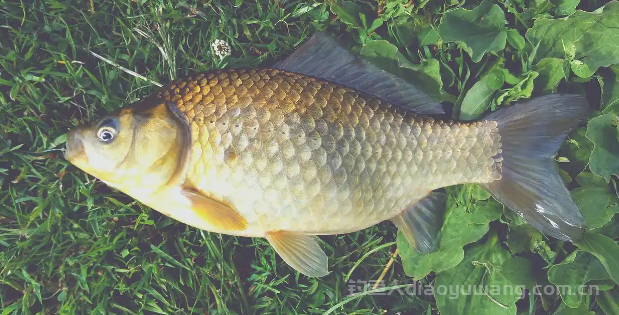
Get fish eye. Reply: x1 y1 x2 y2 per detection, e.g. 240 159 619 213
97 119 118 143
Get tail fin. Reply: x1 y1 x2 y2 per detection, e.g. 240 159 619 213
482 94 589 241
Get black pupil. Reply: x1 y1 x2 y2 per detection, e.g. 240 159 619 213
101 131 113 141
98 119 117 142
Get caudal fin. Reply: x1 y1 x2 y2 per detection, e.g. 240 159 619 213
482 94 589 241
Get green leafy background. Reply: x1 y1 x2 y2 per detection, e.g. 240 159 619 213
2 0 619 314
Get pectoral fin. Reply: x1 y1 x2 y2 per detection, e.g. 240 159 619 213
182 189 248 231
392 191 446 254
265 231 329 277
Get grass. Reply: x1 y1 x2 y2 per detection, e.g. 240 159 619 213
2 0 619 314
0 1 428 314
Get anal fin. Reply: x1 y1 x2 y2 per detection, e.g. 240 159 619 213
182 189 248 231
392 191 446 254
265 231 328 277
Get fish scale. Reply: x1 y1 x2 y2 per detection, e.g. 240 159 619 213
157 68 503 236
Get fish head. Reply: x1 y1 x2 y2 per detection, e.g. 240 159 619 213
65 100 190 194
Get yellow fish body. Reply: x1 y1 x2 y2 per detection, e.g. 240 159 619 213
65 33 589 277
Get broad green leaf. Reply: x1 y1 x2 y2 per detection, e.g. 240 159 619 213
330 1 363 28
454 183 492 203
526 2 619 76
601 64 619 113
393 15 439 47
395 56 448 102
506 225 543 254
559 128 593 177
501 69 521 85
379 0 415 22
367 18 383 34
536 241 559 264
438 0 508 62
500 256 536 289
596 217 619 239
504 223 557 263
533 58 567 92
498 71 539 104
398 190 503 278
359 40 398 64
559 167 573 184
393 20 419 48
506 29 525 51
575 172 609 189
572 173 619 229
547 251 610 308
359 39 448 102
598 288 619 315
585 113 619 182
467 200 503 225
570 59 595 78
418 28 439 47
575 232 619 286
435 232 519 315
551 0 580 16
459 69 504 121
397 233 464 279
588 279 616 291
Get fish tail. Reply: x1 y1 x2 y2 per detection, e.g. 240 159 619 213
481 94 589 241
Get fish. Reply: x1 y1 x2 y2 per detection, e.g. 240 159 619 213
65 33 589 277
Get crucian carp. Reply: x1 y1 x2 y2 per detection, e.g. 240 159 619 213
65 33 589 277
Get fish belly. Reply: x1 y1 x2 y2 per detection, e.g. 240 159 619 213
159 69 503 237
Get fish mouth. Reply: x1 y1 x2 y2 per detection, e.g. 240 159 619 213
64 130 87 164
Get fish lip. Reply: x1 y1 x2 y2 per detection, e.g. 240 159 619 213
64 130 86 162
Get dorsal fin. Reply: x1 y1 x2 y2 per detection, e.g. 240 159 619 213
273 32 445 115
